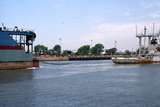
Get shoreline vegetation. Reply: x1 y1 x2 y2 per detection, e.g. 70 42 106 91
34 43 138 61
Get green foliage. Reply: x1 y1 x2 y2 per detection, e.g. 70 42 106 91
34 44 48 55
91 43 104 55
53 44 61 55
124 50 131 55
62 50 73 56
105 48 117 55
48 49 54 55
77 45 90 55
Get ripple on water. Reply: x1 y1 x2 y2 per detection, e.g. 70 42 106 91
0 60 160 107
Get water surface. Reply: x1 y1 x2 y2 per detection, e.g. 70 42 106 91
0 60 160 107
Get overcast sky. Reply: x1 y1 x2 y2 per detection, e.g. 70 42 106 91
1 0 160 51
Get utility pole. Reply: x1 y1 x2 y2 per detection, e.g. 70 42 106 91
114 40 117 49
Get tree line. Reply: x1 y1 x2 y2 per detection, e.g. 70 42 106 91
34 43 137 56
34 44 62 56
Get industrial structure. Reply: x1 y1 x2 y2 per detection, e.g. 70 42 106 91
0 24 38 69
112 24 160 64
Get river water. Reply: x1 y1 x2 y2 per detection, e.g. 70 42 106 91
0 60 160 107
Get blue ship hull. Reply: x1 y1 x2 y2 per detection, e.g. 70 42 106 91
0 26 38 69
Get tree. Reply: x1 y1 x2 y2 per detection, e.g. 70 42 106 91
62 50 73 56
34 44 48 55
53 44 61 55
48 49 54 55
105 48 117 55
77 45 90 55
91 43 104 55
124 50 131 55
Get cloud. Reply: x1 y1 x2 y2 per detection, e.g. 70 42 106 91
124 11 132 16
123 8 134 17
142 2 154 9
149 11 160 19
80 22 160 51
140 1 160 19
80 23 136 51
140 1 160 9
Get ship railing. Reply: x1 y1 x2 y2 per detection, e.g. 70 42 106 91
0 26 35 33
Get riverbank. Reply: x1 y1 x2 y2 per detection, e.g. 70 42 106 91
35 55 112 61
35 55 69 61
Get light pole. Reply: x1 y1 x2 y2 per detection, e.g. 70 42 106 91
114 40 117 49
59 37 62 54
90 40 93 47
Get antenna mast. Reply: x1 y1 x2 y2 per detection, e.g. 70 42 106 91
153 23 155 37
135 25 138 36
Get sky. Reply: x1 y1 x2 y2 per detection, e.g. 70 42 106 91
1 0 160 51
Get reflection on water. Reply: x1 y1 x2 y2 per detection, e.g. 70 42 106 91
41 61 71 65
0 60 160 107
0 69 34 84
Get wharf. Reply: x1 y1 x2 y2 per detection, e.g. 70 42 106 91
69 55 111 61
35 55 111 61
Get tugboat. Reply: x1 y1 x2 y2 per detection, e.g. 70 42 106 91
0 24 39 69
112 25 160 64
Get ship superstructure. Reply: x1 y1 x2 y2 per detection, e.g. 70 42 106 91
0 25 37 69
